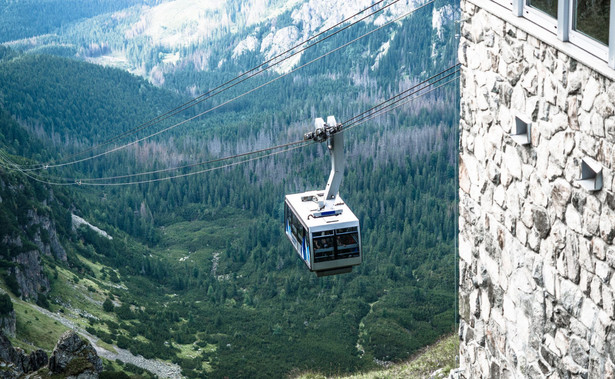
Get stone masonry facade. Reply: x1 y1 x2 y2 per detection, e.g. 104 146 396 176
458 1 615 378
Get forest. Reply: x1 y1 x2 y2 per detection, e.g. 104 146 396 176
0 1 458 377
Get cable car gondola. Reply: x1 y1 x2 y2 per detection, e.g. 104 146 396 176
284 116 362 277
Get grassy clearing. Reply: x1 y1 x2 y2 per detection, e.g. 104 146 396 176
51 262 118 325
296 334 458 379
13 300 68 352
95 338 118 354
175 342 201 359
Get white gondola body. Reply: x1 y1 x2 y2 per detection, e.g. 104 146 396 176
285 190 362 276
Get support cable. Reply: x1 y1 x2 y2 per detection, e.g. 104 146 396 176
341 63 459 128
0 142 312 186
341 67 460 131
0 64 457 187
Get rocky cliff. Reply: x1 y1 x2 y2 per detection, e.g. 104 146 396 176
0 332 48 377
0 170 69 302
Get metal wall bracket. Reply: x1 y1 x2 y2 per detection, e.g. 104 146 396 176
577 157 603 192
511 114 532 146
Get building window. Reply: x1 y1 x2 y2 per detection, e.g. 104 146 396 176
524 0 558 32
573 0 609 45
569 0 610 60
504 0 615 68
527 0 558 18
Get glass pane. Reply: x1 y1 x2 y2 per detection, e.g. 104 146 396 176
313 236 334 252
314 236 335 262
575 0 610 45
335 232 360 259
527 0 558 18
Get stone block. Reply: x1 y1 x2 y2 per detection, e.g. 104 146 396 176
565 204 583 234
579 236 595 273
517 223 528 246
494 185 506 208
568 95 580 130
600 208 615 244
583 208 601 237
550 179 572 219
569 336 590 368
602 286 615 319
531 206 551 239
581 77 601 112
562 355 587 376
567 69 586 94
607 248 615 272
591 275 603 307
580 298 600 329
546 160 563 182
501 146 522 184
459 234 474 264
565 233 582 283
481 288 491 321
528 229 541 252
607 117 615 139
511 83 526 111
595 94 615 118
460 155 474 194
595 260 611 283
544 74 557 106
549 130 575 158
591 112 606 138
535 147 550 178
522 68 538 95
558 278 584 316
528 97 541 122
529 174 549 208
470 289 481 318
555 329 570 357
592 237 607 261
543 263 556 296
579 132 599 157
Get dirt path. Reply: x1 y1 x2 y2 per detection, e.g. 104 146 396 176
30 303 183 378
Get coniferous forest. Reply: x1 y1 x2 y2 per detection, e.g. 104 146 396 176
0 0 459 377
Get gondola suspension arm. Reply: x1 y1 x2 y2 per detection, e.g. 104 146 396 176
304 116 345 214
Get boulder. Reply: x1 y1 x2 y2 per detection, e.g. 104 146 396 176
48 330 102 378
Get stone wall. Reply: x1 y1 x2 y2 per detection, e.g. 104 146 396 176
458 1 615 377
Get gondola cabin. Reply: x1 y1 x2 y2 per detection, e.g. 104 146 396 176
285 190 362 277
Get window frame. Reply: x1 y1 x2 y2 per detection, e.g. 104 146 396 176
494 0 514 10
505 0 615 69
523 0 559 33
568 0 610 61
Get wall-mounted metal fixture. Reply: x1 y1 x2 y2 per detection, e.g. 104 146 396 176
577 157 603 192
511 114 531 146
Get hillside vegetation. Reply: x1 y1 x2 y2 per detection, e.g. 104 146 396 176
298 334 458 379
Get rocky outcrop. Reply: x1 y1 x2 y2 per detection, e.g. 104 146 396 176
28 210 67 262
0 310 16 338
0 332 48 377
48 330 103 378
9 250 49 301
459 1 615 378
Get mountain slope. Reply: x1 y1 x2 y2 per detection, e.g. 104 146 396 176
4 0 453 85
